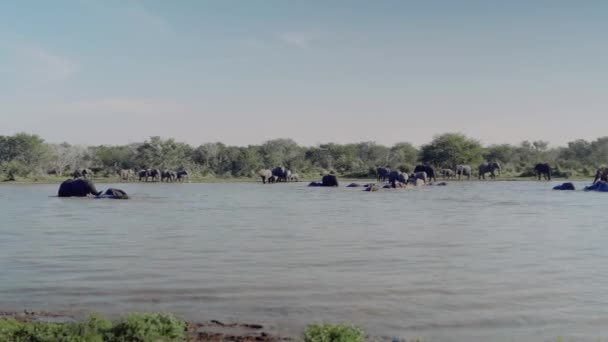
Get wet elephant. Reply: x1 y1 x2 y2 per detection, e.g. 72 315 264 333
414 165 436 182
593 167 608 184
58 179 101 197
97 188 130 199
534 163 551 180
553 182 575 190
388 171 408 188
410 171 428 185
321 173 339 187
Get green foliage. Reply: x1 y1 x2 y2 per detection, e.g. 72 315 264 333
419 133 483 168
111 313 186 342
2 131 608 181
303 323 365 342
0 313 185 342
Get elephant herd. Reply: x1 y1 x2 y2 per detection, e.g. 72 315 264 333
258 167 300 184
118 169 189 183
376 162 555 181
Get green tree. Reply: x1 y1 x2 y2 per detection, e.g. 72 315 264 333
419 133 483 168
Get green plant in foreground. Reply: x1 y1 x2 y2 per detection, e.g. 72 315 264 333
303 323 365 342
0 313 186 342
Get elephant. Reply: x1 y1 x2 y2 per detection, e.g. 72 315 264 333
388 171 408 188
96 188 130 199
120 169 135 182
285 170 292 182
176 170 189 182
441 169 455 180
584 181 608 192
58 179 101 197
347 183 362 187
410 171 428 185
272 166 289 182
553 182 575 190
364 184 381 192
149 169 161 182
593 167 608 184
138 169 149 182
376 167 391 182
534 163 552 180
456 165 472 180
161 170 177 182
81 168 93 179
258 169 273 184
414 165 436 182
290 173 300 182
479 162 501 180
321 173 339 187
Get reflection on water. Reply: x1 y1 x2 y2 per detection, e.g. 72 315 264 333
1 181 607 341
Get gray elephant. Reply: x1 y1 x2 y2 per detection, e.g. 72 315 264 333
410 171 428 185
414 165 436 182
593 167 608 184
272 166 289 182
120 169 135 182
309 172 339 187
138 169 149 182
441 169 455 180
258 169 273 184
534 163 551 180
553 182 575 190
161 170 177 182
96 188 130 199
388 170 408 188
149 169 161 182
376 167 391 182
58 179 101 197
456 165 472 180
176 170 189 182
478 162 501 180
290 173 300 182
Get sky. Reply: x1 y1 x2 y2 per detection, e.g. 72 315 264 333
1 0 607 147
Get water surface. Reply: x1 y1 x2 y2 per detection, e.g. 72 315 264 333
1 181 607 341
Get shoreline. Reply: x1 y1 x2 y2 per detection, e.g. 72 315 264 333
0 176 593 185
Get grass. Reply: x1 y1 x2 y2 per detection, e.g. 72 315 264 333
303 323 365 342
0 312 186 342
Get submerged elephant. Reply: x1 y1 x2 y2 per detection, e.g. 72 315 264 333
534 163 552 180
376 167 391 182
553 182 575 191
585 181 608 192
58 179 101 197
309 172 339 187
414 165 436 182
456 165 472 180
479 162 501 180
96 188 130 199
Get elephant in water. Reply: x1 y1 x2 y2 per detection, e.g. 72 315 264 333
414 165 436 182
258 169 272 184
593 167 608 184
271 166 289 182
479 162 501 180
58 179 101 197
376 167 390 182
456 165 472 180
534 163 552 180
553 182 575 190
409 171 428 185
388 171 408 188
441 169 455 180
97 188 130 199
308 172 339 187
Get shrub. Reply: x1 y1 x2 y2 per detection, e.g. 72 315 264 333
110 313 186 342
303 323 365 342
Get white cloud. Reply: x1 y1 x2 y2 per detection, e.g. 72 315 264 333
277 32 317 49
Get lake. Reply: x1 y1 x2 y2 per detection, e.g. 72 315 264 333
1 181 607 341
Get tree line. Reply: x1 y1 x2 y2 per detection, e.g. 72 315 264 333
1 132 607 181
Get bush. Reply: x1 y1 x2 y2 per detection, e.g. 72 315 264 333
0 313 185 342
303 323 365 342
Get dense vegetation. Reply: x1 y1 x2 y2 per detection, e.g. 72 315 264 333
0 313 186 342
1 132 607 181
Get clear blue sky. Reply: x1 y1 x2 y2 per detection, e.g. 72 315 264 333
1 1 607 147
